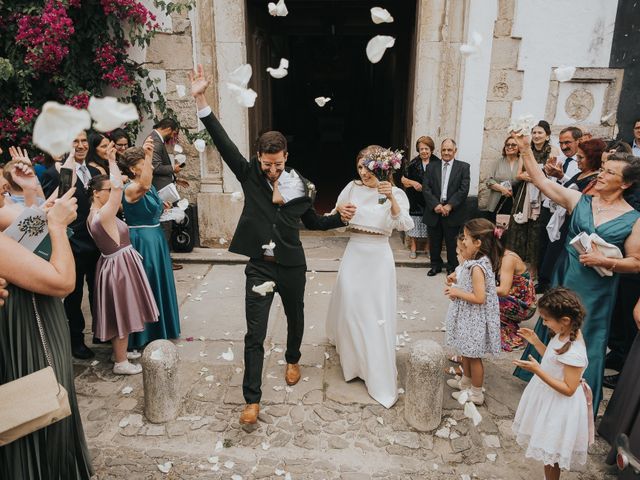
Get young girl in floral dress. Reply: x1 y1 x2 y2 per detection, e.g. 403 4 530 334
444 218 501 405
512 287 591 479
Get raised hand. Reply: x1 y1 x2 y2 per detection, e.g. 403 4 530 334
143 136 154 157
517 327 539 345
8 146 32 164
510 131 531 152
46 187 77 228
9 161 39 191
106 141 117 163
189 64 211 97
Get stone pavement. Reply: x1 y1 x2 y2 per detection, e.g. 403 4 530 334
75 234 619 479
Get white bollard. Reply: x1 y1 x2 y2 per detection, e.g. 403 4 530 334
141 340 179 423
404 339 444 431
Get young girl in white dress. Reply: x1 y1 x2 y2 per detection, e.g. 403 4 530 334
512 287 591 479
444 218 501 405
326 145 413 408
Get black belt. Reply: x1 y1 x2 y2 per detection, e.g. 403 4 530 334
262 255 276 263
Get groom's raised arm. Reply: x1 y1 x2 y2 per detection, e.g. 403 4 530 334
191 65 250 182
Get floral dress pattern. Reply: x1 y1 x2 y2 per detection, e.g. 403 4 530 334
499 266 537 351
445 256 501 358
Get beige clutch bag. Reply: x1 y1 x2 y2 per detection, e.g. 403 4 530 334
0 293 71 446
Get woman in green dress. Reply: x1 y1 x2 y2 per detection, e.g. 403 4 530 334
511 136 640 416
0 184 93 479
119 138 180 349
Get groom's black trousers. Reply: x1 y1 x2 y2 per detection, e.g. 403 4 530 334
243 258 306 404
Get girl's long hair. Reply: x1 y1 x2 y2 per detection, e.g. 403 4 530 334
463 218 504 280
538 287 585 355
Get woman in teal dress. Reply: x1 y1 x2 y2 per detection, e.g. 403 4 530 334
119 139 180 349
0 184 93 479
510 138 640 416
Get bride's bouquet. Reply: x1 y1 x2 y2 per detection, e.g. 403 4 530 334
364 147 403 204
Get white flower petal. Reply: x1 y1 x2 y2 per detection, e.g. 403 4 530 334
231 191 244 202
176 84 186 97
227 83 257 108
121 386 133 395
464 401 483 426
224 460 235 469
456 390 469 405
220 347 234 361
252 280 275 296
173 144 183 153
177 198 189 210
228 64 253 87
88 96 139 132
370 7 394 24
376 416 384 425
459 44 479 56
261 241 276 250
314 96 331 107
509 114 536 135
366 35 395 64
157 462 173 474
33 102 91 156
554 65 576 83
268 0 288 16
267 67 288 79
174 153 187 164
194 138 206 152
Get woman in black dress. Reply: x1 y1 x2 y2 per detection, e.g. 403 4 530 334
400 135 439 259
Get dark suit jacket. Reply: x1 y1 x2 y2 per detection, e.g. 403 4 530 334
404 154 441 216
41 164 101 254
151 130 174 191
422 158 470 227
199 111 344 267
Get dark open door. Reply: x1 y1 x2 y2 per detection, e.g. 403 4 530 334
246 0 417 212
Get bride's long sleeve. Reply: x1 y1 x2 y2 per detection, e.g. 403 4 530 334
387 187 414 232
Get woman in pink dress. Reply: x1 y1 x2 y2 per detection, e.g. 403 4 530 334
87 140 158 375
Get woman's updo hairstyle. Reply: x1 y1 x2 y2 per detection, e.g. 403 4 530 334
87 174 109 200
118 147 146 178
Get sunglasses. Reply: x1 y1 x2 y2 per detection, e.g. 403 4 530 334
505 143 518 148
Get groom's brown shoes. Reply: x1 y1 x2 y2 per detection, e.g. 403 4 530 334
285 363 301 386
239 403 259 424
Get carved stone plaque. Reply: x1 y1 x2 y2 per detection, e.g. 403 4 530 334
564 88 595 121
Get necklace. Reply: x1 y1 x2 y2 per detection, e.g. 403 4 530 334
595 198 621 215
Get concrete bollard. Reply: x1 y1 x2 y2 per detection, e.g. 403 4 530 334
404 339 444 431
141 340 180 423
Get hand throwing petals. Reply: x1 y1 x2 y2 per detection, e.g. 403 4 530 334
88 96 139 132
366 35 395 64
554 65 576 83
314 97 331 107
370 7 394 24
33 101 91 156
268 0 288 16
227 83 257 108
228 64 253 88
252 281 276 296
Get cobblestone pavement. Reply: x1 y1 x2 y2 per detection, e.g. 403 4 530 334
75 240 619 479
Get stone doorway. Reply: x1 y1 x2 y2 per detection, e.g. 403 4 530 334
246 0 417 212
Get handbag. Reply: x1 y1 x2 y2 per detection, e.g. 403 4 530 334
494 195 511 230
0 294 71 446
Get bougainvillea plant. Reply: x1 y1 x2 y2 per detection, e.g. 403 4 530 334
0 0 194 157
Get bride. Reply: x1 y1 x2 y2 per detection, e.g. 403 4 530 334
326 145 413 408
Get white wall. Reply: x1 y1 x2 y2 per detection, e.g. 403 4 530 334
456 0 498 195
511 0 618 121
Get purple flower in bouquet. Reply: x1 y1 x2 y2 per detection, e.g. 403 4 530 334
363 147 404 203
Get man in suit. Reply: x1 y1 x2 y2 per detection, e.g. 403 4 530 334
150 117 183 270
422 138 470 276
41 130 101 359
631 118 640 157
190 64 354 424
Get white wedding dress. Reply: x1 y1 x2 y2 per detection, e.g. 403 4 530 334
326 182 413 408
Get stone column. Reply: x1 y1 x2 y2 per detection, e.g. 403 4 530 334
141 340 180 423
404 339 444 431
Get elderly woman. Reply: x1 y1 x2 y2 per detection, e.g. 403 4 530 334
401 136 439 258
512 131 640 416
484 136 522 228
506 120 560 277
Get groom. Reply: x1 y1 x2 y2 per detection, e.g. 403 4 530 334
190 65 355 424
